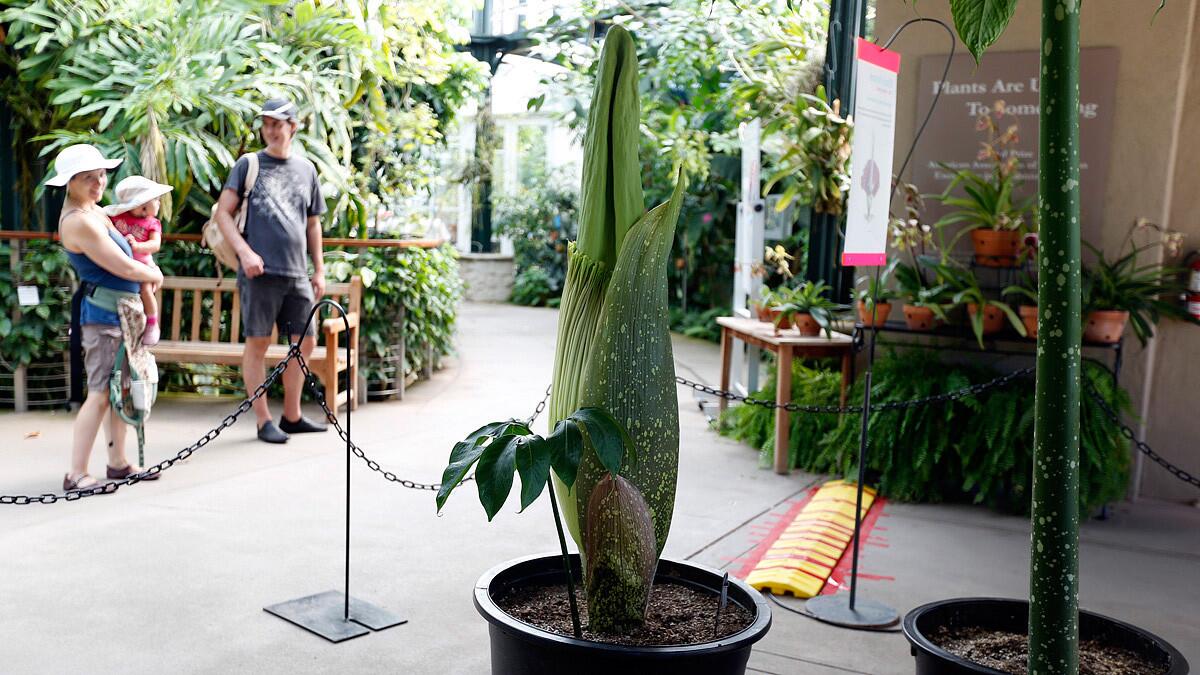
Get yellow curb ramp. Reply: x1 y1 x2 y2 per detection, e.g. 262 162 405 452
747 479 876 598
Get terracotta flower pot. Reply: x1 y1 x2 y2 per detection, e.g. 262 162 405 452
857 301 892 327
966 303 1006 335
903 304 938 331
971 229 1021 268
764 308 792 334
793 313 821 337
1084 310 1129 344
1019 305 1038 339
753 303 770 322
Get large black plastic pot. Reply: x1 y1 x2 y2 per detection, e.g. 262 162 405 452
473 553 771 675
903 597 1190 674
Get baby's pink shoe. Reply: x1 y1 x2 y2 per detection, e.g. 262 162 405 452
142 319 160 346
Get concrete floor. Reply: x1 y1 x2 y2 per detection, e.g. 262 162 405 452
1 302 1196 674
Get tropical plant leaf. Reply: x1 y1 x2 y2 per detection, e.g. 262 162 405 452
436 420 530 511
949 0 1019 63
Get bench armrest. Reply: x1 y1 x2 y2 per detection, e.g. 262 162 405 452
322 311 360 365
322 312 359 334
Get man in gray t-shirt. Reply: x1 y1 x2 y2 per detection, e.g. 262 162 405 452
216 97 328 444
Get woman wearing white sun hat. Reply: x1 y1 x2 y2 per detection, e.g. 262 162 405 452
50 144 164 493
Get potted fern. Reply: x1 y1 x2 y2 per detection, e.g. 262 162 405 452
437 27 771 674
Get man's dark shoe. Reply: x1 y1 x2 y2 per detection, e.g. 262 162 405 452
279 415 327 434
257 421 289 444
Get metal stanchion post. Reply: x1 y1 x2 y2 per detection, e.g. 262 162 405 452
264 300 407 643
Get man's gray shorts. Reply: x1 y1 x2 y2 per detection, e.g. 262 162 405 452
237 273 315 338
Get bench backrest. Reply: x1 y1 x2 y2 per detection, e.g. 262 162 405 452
156 276 362 344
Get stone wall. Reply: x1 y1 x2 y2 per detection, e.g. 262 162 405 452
458 253 515 302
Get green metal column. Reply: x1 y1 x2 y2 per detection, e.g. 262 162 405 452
806 0 866 301
0 101 19 229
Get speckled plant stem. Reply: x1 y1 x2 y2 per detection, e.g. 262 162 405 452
1030 1 1082 673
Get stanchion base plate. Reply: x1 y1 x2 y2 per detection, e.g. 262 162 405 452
804 594 899 629
264 590 407 643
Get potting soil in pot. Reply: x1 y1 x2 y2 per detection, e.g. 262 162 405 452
497 581 753 646
931 626 1167 675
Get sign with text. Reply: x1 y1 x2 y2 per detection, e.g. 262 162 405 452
912 48 1117 241
17 285 39 306
843 38 900 267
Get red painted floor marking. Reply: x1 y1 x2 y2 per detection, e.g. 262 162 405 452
818 497 891 595
733 487 819 580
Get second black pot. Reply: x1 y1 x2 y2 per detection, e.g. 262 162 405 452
902 597 1189 674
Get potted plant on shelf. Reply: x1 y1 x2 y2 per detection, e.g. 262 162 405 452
1002 273 1039 339
774 280 848 337
855 261 898 327
893 261 952 332
935 262 1026 347
1082 241 1197 345
753 284 782 324
436 27 771 675
933 102 1034 268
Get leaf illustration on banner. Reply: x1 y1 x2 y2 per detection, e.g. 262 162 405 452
861 141 881 219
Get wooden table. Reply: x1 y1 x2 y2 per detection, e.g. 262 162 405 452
716 317 855 475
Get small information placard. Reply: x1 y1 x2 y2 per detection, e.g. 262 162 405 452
842 38 900 268
17 285 40 307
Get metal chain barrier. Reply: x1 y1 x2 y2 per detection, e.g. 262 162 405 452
10 348 1192 503
1085 379 1200 489
296 350 551 492
0 344 300 505
675 365 1036 414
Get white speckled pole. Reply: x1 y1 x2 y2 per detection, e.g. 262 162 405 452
1030 1 1082 672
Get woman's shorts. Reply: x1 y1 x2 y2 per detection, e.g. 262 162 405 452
82 323 125 392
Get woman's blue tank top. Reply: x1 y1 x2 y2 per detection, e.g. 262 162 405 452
66 224 140 326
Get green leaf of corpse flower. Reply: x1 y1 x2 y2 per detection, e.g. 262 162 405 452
548 23 650 539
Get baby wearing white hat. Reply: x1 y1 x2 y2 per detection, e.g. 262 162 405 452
105 176 172 345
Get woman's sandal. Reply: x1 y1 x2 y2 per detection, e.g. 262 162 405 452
106 464 160 481
63 473 113 493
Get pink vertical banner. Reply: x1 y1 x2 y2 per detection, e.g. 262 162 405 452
842 38 901 268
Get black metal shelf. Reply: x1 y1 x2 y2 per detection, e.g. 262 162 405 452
848 321 1124 387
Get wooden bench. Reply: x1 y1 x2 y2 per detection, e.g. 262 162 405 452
150 276 362 413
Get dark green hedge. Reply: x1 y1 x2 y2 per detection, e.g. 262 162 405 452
720 351 1130 515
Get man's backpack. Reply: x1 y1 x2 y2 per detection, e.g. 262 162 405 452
201 152 259 276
